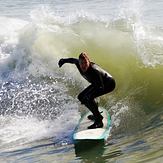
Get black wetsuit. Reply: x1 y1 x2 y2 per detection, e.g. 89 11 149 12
61 58 116 122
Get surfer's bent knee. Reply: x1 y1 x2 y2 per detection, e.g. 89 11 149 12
77 94 90 104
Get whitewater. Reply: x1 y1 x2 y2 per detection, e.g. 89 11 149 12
0 0 163 162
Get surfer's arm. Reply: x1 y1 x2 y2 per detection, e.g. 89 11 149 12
92 64 105 90
58 58 79 67
94 69 105 90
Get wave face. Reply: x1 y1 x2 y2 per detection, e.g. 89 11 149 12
0 1 163 158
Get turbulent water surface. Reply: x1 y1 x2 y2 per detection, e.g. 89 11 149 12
0 0 163 162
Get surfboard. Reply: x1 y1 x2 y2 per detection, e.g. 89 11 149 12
73 107 111 141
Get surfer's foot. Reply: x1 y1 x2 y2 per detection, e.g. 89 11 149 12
87 114 95 120
87 121 103 129
88 114 103 129
87 112 103 121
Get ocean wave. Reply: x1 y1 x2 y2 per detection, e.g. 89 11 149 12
0 8 162 142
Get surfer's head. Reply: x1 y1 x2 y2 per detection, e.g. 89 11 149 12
79 52 90 72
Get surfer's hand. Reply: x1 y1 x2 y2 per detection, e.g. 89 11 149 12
58 59 65 67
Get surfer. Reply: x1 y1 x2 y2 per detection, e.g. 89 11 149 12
58 52 115 129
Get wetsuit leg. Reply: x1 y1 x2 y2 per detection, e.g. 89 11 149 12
91 78 116 99
77 79 115 128
78 85 103 121
78 85 94 104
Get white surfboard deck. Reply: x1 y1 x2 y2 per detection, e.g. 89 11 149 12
73 107 111 141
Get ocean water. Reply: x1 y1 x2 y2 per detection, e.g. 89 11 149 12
0 0 163 162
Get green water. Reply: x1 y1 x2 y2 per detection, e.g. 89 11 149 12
0 0 163 162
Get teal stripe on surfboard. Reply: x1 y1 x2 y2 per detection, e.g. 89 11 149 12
99 109 111 140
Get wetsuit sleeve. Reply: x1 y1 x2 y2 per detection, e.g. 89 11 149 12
93 68 105 90
63 58 78 64
58 58 79 67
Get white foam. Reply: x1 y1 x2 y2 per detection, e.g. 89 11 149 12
110 102 129 128
0 104 80 150
0 16 28 44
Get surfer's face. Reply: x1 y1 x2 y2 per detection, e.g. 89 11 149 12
79 58 90 72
